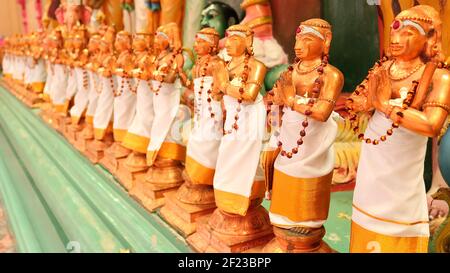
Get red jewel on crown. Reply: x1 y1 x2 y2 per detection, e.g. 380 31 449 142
296 26 302 34
391 20 402 31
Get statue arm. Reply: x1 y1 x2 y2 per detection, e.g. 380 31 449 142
386 70 450 137
225 59 266 102
292 68 344 122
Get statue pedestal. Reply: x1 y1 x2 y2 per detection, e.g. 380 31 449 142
160 176 216 237
100 142 131 174
74 124 93 153
130 158 184 212
58 116 71 135
116 152 148 191
64 122 85 145
39 103 54 126
85 134 114 163
262 226 335 253
187 201 274 253
22 87 42 108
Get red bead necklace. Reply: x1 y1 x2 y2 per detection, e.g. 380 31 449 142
223 53 251 135
275 56 328 158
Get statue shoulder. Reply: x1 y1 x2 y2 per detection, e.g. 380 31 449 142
325 64 344 83
249 57 267 74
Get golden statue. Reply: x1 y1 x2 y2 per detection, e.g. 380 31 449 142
75 32 103 153
261 19 344 253
160 28 223 237
347 5 450 253
66 25 91 144
132 22 188 212
118 32 156 189
101 30 137 173
188 24 272 252
85 26 118 163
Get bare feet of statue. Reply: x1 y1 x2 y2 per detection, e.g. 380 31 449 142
289 226 312 235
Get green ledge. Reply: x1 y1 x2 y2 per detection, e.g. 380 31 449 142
0 81 356 253
0 84 191 253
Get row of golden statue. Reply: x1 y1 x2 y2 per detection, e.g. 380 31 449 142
2 4 450 253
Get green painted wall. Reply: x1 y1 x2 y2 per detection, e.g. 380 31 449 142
322 0 380 92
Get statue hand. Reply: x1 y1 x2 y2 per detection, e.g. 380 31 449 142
429 199 449 220
376 69 392 106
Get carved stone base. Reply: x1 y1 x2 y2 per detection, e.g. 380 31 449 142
187 202 274 253
58 116 71 135
130 158 184 212
22 89 42 108
262 226 335 253
65 122 85 145
160 173 216 237
39 103 55 126
116 152 148 191
99 142 131 174
85 134 113 164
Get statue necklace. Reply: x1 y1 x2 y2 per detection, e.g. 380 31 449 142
275 56 328 158
223 52 250 135
346 57 418 145
128 50 148 95
115 50 133 97
194 55 219 126
150 48 181 96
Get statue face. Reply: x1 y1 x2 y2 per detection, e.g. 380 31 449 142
194 37 212 56
389 23 427 61
114 34 131 52
225 34 246 57
73 37 84 50
154 33 170 51
88 37 99 52
294 33 324 60
201 4 228 38
66 5 81 29
132 36 147 52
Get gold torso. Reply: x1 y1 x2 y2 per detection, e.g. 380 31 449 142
135 51 156 80
152 50 179 83
193 55 219 78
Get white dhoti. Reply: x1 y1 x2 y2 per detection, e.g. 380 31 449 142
43 62 53 102
213 94 266 216
50 64 68 112
66 68 78 101
350 110 429 253
269 106 337 228
13 56 25 82
2 54 11 78
93 75 115 140
146 80 184 165
24 57 32 85
122 80 154 153
69 68 90 124
28 59 47 93
185 76 223 185
113 76 137 142
85 71 101 125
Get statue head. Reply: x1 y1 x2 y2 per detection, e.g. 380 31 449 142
132 32 153 53
88 33 101 53
194 27 220 56
50 29 64 49
390 5 443 62
200 1 239 38
72 25 89 50
224 24 254 58
114 30 132 52
155 23 181 52
294 19 332 61
99 26 115 53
